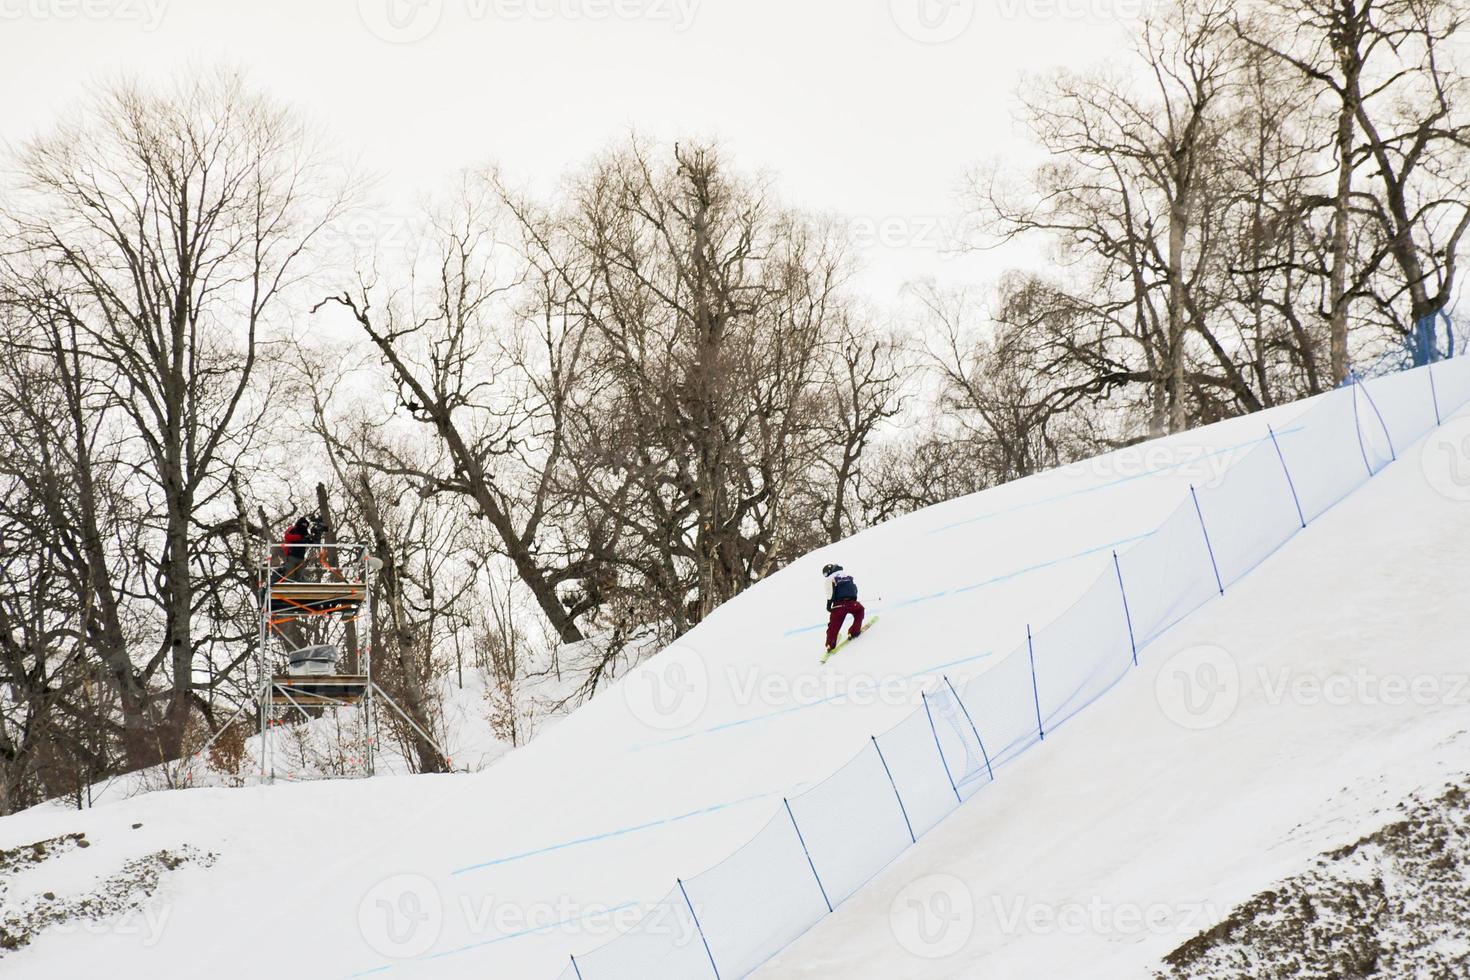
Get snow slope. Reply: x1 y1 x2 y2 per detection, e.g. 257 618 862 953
3 364 1467 979
755 382 1470 978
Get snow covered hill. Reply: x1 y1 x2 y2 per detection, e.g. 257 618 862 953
3 361 1469 979
755 374 1470 978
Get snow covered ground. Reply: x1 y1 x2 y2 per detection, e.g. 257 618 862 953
3 368 1467 979
756 389 1470 978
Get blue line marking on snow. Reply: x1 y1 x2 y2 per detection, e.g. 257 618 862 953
920 651 1001 674
952 533 1151 594
629 649 995 753
450 648 997 887
459 618 1004 883
451 790 779 875
343 902 640 978
782 531 1149 637
928 427 1304 535
423 901 640 959
892 589 949 608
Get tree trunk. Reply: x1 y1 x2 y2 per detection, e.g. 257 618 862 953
161 501 195 760
1167 180 1191 433
1328 93 1355 385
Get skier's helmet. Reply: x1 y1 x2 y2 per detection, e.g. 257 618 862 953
821 563 841 576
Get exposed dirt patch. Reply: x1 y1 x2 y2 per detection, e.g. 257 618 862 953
0 833 88 882
0 834 215 954
1158 781 1470 979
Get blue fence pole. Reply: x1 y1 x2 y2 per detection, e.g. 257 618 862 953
570 955 585 980
1429 362 1443 426
1112 550 1138 666
1026 625 1044 741
678 877 722 980
921 691 962 804
1267 425 1307 529
783 798 833 914
1189 485 1225 595
1350 380 1375 477
1355 376 1396 461
871 736 917 843
942 675 993 781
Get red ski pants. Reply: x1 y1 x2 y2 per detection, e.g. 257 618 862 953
826 599 865 649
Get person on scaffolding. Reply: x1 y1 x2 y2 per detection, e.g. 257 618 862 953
278 514 326 582
822 563 865 654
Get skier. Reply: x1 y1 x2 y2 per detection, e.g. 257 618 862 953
822 563 865 653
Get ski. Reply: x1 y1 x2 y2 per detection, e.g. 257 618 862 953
821 617 879 663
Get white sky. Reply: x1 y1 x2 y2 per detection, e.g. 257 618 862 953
0 0 1150 301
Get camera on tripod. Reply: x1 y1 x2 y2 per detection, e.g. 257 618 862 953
303 513 328 544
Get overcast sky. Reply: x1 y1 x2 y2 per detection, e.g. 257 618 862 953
1 0 1152 301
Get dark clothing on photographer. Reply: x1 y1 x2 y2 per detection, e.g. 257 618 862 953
279 518 317 581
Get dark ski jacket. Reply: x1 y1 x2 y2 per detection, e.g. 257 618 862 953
825 569 859 610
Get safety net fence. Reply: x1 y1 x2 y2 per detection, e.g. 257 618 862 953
553 357 1470 980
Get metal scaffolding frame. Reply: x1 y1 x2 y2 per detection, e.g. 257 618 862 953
244 538 449 781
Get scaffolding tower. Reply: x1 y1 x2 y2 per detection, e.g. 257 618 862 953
253 538 445 781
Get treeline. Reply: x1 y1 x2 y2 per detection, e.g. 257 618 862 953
964 0 1468 439
0 0 1465 811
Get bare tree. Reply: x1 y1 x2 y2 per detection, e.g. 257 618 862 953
978 1 1251 434
809 309 908 543
1211 39 1334 401
6 71 344 758
0 285 166 775
314 183 595 647
1241 0 1470 372
293 348 480 774
501 140 858 643
922 279 1105 479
